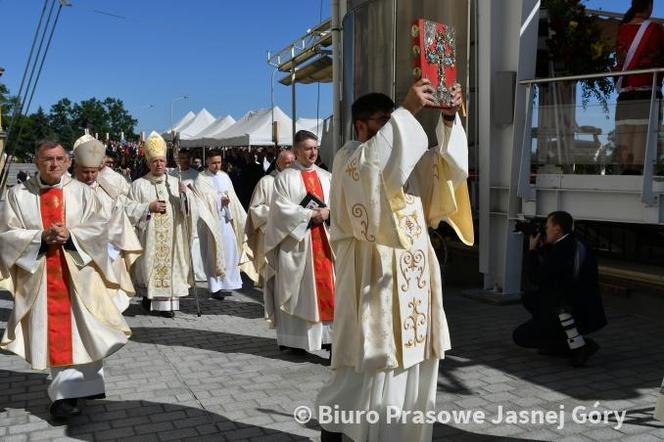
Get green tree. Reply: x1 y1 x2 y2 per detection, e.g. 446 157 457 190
49 98 75 148
71 98 110 140
1 90 138 160
103 97 137 139
0 82 23 133
10 107 56 159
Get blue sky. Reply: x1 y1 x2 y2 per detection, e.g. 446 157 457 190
1 1 662 136
0 0 332 134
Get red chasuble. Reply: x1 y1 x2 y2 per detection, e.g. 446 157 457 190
300 170 335 321
40 188 73 366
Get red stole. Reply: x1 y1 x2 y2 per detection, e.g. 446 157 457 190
300 170 335 321
40 187 73 366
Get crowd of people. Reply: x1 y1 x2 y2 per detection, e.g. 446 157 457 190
0 76 660 442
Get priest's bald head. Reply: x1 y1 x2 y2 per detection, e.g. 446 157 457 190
293 130 318 168
276 149 295 171
352 93 395 142
34 139 68 185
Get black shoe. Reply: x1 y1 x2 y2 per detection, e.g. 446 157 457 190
278 345 307 355
141 297 151 311
321 428 343 442
49 398 81 420
159 311 175 318
569 338 599 367
210 290 227 300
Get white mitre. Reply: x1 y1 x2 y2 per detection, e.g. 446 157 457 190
74 139 106 168
73 134 96 151
144 132 167 162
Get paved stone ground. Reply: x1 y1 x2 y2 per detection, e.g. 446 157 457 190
1 283 663 441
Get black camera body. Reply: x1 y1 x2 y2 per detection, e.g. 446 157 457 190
514 218 545 237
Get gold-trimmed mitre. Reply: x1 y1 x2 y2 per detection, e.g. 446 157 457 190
74 139 106 167
144 132 167 162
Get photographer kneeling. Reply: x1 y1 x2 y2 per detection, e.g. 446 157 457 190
513 211 607 367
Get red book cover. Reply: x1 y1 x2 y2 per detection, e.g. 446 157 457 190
411 19 457 108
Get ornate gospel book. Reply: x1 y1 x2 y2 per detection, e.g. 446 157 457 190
411 19 457 108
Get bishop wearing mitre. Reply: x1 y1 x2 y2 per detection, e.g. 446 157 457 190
0 139 131 419
263 131 335 353
316 81 474 442
72 135 143 311
128 132 193 317
245 149 295 287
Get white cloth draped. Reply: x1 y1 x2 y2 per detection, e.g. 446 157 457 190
128 174 191 309
49 360 105 401
245 172 276 287
656 377 664 421
97 166 130 197
0 175 130 371
316 359 438 442
194 170 250 291
169 167 225 288
88 181 143 312
263 162 333 351
316 109 474 441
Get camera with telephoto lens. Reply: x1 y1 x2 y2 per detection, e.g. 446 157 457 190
513 218 545 237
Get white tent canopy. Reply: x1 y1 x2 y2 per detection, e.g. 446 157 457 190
206 106 294 147
295 117 324 139
168 111 195 133
181 115 236 147
177 108 216 140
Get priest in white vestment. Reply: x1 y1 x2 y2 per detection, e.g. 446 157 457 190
0 140 131 419
72 137 143 312
169 150 224 288
264 131 335 353
128 133 193 317
316 81 474 442
194 150 256 298
100 155 130 196
245 149 295 287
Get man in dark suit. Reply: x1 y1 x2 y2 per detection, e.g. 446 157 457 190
513 211 607 367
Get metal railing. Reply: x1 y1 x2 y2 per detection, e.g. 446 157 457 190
517 68 664 206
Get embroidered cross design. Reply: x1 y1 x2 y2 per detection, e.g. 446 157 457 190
403 298 427 348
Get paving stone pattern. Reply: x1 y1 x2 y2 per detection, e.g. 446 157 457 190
1 284 662 441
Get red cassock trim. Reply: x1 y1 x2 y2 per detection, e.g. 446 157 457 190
40 188 73 366
301 170 335 321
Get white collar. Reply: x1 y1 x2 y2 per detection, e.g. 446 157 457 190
555 233 570 244
37 174 65 189
293 160 315 171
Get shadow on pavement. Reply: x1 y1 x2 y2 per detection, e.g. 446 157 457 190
122 296 265 320
437 293 664 402
0 368 308 441
130 326 330 366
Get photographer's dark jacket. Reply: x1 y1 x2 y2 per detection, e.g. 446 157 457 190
525 234 607 334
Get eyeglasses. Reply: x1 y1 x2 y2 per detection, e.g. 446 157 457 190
37 156 67 164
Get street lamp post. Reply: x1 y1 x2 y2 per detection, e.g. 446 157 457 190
170 96 189 130
0 66 5 132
